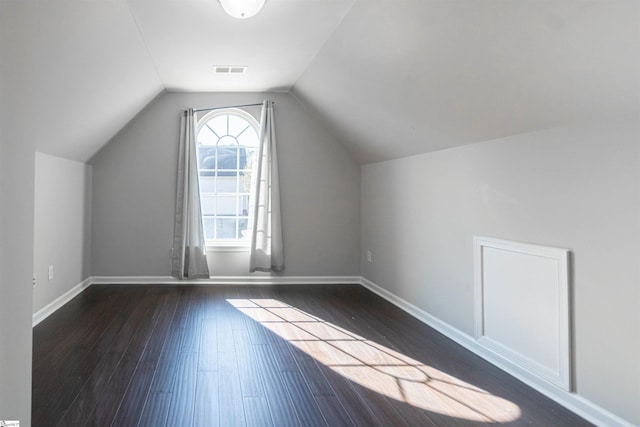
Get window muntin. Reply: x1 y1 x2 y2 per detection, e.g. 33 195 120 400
196 109 259 246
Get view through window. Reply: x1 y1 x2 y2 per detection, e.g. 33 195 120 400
196 109 259 245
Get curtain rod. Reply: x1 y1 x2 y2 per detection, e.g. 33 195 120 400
193 102 271 114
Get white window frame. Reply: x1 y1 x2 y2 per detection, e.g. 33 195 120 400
196 108 260 250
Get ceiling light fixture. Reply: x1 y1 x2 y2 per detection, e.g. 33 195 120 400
219 0 266 19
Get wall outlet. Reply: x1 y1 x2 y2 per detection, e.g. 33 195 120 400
367 250 372 263
48 265 54 280
33 276 36 287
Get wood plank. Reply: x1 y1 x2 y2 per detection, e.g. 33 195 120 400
314 395 355 427
138 392 172 427
54 352 123 427
198 316 218 371
244 396 273 427
193 371 220 427
146 288 191 395
164 350 199 426
217 353 246 427
280 370 327 427
252 345 301 427
314 362 382 427
110 360 157 426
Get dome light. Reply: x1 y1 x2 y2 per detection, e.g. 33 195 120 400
219 0 266 19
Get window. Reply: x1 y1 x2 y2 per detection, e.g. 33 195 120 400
196 109 259 247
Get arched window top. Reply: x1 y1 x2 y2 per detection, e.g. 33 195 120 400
197 108 260 147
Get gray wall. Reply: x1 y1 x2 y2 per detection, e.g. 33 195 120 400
90 92 360 277
33 152 92 313
0 1 36 424
361 114 640 425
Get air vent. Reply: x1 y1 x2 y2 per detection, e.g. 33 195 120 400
214 65 247 74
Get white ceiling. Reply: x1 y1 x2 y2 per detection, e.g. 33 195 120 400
128 0 355 91
29 0 639 163
33 0 355 162
36 1 163 162
293 0 640 163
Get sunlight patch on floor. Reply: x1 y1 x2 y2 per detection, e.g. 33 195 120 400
227 298 521 423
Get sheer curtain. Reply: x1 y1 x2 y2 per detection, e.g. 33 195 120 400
171 108 210 279
249 100 284 272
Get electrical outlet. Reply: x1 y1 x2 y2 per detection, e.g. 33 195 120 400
33 276 36 287
367 250 372 263
48 265 54 280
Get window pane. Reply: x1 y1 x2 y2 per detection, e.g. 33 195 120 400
216 218 237 240
198 146 217 173
244 146 258 160
200 176 216 193
217 176 238 193
243 149 257 174
197 126 217 146
215 195 237 216
201 195 216 216
203 217 215 240
239 195 250 215
218 135 237 146
238 128 259 147
238 218 249 240
216 146 241 171
239 171 252 193
228 114 251 137
208 115 227 136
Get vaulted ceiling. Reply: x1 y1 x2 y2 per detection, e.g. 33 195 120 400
30 0 639 163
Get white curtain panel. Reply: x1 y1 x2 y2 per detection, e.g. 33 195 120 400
171 108 210 279
249 100 284 272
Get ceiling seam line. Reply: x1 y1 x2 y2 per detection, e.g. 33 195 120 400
125 0 165 89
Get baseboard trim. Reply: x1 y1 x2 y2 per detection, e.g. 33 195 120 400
90 275 361 286
32 277 92 327
359 277 634 427
32 275 359 326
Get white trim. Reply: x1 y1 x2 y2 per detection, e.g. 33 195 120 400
89 275 361 286
32 277 92 327
359 277 473 351
359 277 635 427
33 275 358 327
206 244 249 252
474 236 572 391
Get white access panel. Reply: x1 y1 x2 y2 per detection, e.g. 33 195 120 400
474 237 571 391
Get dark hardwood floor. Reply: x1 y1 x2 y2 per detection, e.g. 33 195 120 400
32 284 592 426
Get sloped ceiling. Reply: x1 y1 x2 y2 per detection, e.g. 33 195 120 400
293 0 640 163
30 0 639 163
35 1 164 162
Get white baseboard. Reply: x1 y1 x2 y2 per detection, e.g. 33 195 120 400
32 275 359 326
90 275 361 286
32 277 92 327
359 277 635 427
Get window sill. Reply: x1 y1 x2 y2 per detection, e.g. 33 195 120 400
206 244 249 253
